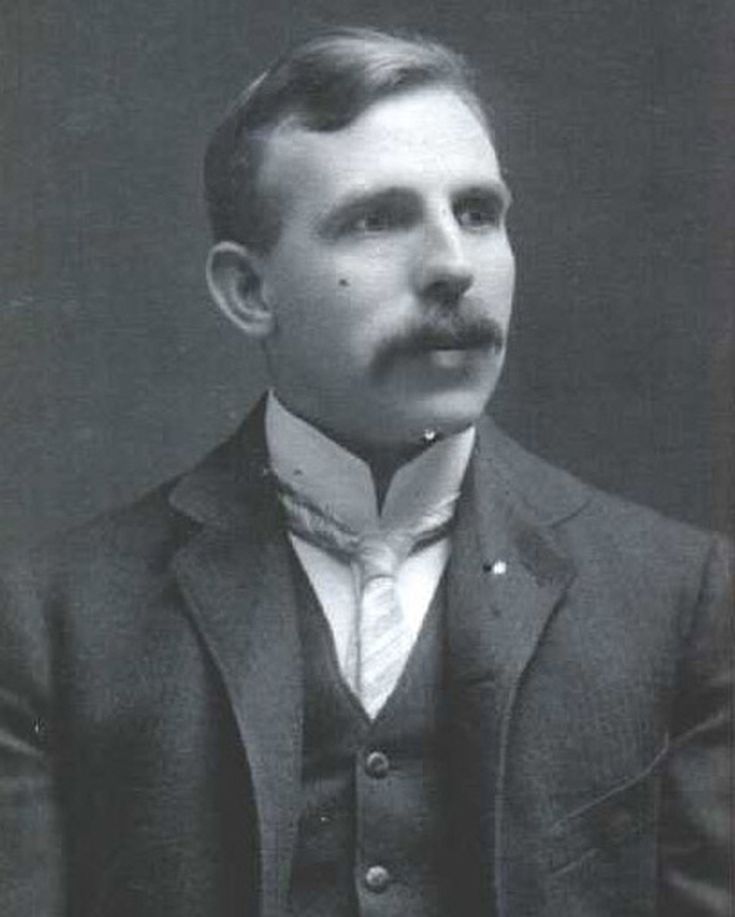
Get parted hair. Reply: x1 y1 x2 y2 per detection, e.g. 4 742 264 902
203 27 489 252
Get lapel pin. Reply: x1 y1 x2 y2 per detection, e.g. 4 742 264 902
490 559 507 576
421 428 438 443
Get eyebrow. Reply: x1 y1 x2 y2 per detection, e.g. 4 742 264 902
318 179 513 236
457 182 514 210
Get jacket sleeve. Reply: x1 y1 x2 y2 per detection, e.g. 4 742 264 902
0 562 65 916
659 535 733 916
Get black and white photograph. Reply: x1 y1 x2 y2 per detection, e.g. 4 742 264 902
1 2 732 915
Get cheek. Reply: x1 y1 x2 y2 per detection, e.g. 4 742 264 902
339 244 411 287
481 247 515 301
501 254 516 302
269 266 346 332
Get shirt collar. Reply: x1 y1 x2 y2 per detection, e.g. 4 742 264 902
265 390 475 533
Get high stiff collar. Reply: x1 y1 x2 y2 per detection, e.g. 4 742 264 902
168 395 592 534
264 391 475 534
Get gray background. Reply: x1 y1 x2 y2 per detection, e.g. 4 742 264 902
1 0 733 552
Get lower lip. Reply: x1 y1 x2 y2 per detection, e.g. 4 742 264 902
427 348 481 369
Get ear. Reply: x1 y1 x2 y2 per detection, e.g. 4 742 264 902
205 241 275 339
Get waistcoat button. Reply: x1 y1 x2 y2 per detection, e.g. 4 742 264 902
365 750 390 778
364 865 391 892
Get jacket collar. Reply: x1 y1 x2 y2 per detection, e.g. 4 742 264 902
168 397 274 530
472 416 591 529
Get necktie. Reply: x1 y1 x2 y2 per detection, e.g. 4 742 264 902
275 476 458 717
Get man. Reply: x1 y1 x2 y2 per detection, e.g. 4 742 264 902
0 27 731 917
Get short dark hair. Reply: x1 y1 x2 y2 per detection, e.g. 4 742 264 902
203 27 491 252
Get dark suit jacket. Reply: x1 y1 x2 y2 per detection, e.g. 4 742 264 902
0 406 731 917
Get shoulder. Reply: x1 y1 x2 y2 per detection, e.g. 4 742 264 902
1 404 271 595
0 482 192 613
477 418 731 592
0 403 275 615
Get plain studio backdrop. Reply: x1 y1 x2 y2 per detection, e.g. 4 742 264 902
1 0 732 552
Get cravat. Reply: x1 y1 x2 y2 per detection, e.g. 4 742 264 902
275 476 458 717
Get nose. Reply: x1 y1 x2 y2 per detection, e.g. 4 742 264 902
416 209 474 307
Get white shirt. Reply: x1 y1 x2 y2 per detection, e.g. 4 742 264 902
265 392 475 680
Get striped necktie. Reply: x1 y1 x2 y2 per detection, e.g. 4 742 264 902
275 477 458 718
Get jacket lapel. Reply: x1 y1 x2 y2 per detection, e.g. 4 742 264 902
448 418 585 911
450 450 576 698
168 404 303 917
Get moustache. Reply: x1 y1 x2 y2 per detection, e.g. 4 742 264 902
372 313 505 373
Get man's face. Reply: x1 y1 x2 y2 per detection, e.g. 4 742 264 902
254 85 515 450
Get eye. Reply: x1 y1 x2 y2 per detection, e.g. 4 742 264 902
346 205 411 235
455 194 505 230
349 209 396 233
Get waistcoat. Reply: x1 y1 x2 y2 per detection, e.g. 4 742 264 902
288 557 451 917
287 524 499 917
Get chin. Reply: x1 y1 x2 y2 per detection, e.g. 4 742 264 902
400 355 504 437
389 387 494 444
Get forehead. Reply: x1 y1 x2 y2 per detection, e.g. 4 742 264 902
257 87 503 223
